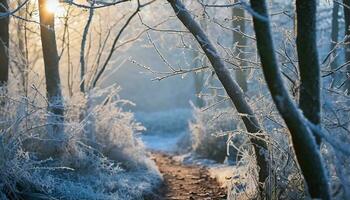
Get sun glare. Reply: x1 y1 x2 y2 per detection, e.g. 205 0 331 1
46 0 65 16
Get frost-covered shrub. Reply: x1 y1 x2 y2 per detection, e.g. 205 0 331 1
91 101 153 170
0 86 161 200
188 106 244 163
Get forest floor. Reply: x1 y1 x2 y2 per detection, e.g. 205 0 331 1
150 152 227 200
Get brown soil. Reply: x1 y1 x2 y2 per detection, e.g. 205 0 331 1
151 152 227 200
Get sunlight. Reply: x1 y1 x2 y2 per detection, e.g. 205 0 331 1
46 0 65 16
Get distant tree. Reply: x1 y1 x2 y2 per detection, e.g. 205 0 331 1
330 2 340 88
232 1 248 92
38 0 64 134
17 0 29 95
167 0 269 195
192 6 206 108
250 0 330 198
0 0 9 87
296 0 321 145
343 0 350 94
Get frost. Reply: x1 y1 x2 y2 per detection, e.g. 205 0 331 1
0 86 161 199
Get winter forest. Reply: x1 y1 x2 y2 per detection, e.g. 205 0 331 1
0 0 349 199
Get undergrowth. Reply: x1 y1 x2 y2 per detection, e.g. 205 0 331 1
0 85 161 200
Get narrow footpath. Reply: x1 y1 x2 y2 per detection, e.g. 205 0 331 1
151 153 227 200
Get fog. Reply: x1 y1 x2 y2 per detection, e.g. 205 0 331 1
101 35 197 112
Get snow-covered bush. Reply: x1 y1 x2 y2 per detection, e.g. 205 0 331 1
187 106 244 163
0 86 162 200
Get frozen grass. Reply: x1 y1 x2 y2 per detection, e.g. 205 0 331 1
0 86 162 200
186 106 244 163
181 85 350 199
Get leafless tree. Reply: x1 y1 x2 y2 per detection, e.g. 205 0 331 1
232 0 248 92
330 2 340 88
0 0 9 87
250 0 330 198
343 0 350 94
166 0 269 195
38 0 64 135
296 0 321 145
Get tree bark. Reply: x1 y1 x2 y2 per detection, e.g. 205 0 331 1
232 1 248 92
0 0 9 87
250 0 331 199
167 0 269 191
296 0 321 145
331 2 340 88
17 0 29 95
38 0 64 133
343 0 350 94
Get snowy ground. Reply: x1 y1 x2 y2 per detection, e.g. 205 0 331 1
136 108 235 192
140 132 185 152
135 109 192 152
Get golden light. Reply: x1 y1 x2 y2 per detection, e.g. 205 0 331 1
46 0 65 16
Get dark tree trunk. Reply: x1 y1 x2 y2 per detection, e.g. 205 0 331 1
38 0 64 133
232 1 248 92
250 0 331 199
0 0 9 87
344 0 350 94
167 0 269 193
296 0 321 145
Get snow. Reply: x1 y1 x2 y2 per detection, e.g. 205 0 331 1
140 132 186 152
135 109 192 152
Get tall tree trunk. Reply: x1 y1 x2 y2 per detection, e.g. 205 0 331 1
38 0 64 134
296 0 321 145
249 0 331 199
167 0 269 194
232 1 248 92
343 0 350 94
331 2 340 88
0 0 9 87
17 0 29 95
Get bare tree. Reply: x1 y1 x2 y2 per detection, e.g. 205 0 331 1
331 2 340 88
344 0 350 94
0 0 9 87
166 0 269 194
296 0 321 145
249 0 330 198
38 0 64 134
192 6 206 108
232 0 248 92
80 2 95 94
17 0 29 95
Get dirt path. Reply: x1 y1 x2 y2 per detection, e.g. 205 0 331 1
151 153 227 200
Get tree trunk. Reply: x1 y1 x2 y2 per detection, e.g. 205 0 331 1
343 0 350 94
38 0 64 134
296 0 321 145
232 1 248 92
17 0 29 95
192 7 207 108
0 0 9 87
331 2 340 88
80 3 95 94
249 0 331 199
167 0 269 192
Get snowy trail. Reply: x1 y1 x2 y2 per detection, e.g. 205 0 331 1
137 110 226 199
150 152 227 200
